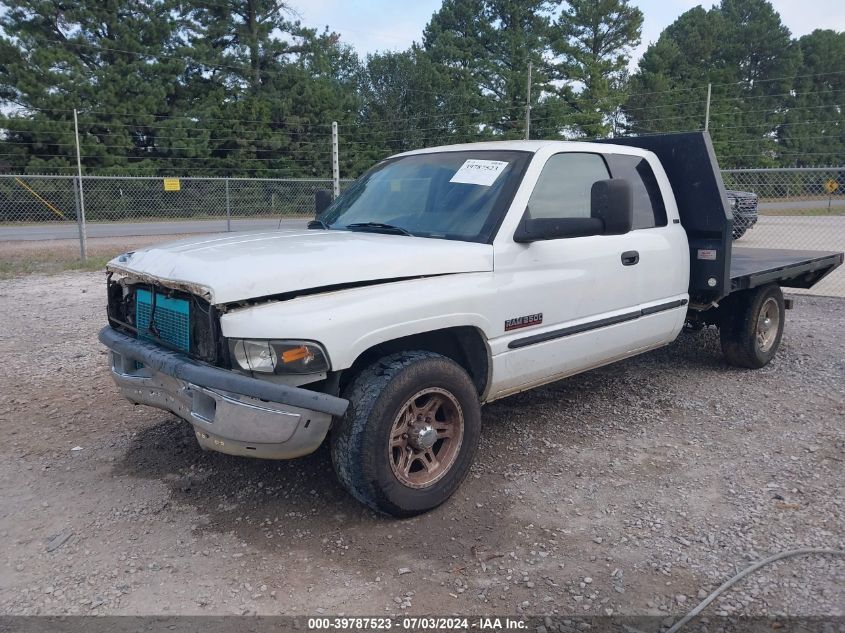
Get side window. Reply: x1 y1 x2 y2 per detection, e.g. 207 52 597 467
606 155 668 229
528 153 610 220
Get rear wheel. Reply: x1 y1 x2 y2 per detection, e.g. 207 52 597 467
331 351 481 517
720 284 785 368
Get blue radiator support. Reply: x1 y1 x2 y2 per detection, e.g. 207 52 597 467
136 288 190 353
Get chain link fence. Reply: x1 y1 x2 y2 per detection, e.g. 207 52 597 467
721 167 844 297
1 169 843 296
722 167 844 203
0 175 351 224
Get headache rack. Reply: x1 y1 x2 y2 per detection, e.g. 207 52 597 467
106 275 227 366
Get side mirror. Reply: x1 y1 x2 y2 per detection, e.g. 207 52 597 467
513 178 634 243
590 179 632 235
513 216 605 242
315 189 333 216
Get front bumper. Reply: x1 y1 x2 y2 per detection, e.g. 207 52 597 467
99 326 349 459
735 212 758 228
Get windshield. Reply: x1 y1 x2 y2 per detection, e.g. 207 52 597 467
319 150 531 243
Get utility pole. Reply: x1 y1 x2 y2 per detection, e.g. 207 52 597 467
704 83 712 132
524 61 533 141
331 121 340 199
72 108 87 261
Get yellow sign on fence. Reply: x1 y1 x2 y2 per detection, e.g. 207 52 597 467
163 178 181 192
824 179 839 194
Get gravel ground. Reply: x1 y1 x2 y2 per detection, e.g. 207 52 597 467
0 271 843 618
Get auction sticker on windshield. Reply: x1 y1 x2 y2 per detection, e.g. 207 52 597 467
449 159 509 186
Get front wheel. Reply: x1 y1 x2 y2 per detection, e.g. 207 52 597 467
331 351 481 517
720 284 785 368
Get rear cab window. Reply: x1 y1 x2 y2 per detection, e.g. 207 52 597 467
605 154 668 229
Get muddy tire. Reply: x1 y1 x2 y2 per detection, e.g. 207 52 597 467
720 284 785 368
331 351 481 517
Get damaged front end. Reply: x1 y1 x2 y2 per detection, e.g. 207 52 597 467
101 269 349 460
106 270 228 367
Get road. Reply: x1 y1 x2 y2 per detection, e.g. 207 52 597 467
0 205 842 242
0 218 307 241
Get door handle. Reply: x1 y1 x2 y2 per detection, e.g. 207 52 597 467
621 250 639 266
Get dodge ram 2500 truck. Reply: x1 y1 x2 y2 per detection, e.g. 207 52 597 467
100 132 843 517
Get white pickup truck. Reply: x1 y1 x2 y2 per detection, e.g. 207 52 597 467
100 133 842 517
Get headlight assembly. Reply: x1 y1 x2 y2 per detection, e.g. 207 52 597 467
229 339 329 374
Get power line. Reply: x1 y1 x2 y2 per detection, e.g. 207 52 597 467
19 43 841 117
8 103 529 129
623 102 841 127
1 127 334 146
709 69 845 88
719 135 841 144
4 79 840 134
622 86 845 115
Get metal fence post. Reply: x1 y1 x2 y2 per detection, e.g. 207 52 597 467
225 178 231 232
72 109 87 260
332 122 340 199
524 61 532 140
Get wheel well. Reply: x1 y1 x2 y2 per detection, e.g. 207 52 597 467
340 326 490 398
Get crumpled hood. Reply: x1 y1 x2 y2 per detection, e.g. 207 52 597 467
107 229 494 304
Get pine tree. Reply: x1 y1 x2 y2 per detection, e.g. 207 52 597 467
0 0 183 174
175 2 361 176
549 0 643 138
778 30 845 166
623 0 801 167
422 0 554 139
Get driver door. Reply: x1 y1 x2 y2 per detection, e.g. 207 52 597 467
489 151 647 397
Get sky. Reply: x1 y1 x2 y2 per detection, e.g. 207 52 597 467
293 0 845 65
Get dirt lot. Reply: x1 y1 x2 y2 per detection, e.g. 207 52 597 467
0 271 843 618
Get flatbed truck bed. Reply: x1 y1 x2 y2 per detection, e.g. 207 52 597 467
600 133 843 305
730 248 844 292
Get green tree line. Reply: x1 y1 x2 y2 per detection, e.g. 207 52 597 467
0 0 842 177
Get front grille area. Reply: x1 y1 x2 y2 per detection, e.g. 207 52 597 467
735 196 757 213
135 289 190 352
107 277 226 366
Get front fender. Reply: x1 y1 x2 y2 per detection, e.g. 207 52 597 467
219 273 497 371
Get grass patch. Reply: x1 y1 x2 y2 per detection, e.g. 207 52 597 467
0 214 310 227
0 234 188 280
63 255 112 272
0 254 110 279
759 207 845 216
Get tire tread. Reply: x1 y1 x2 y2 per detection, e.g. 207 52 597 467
331 351 479 517
720 284 784 368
